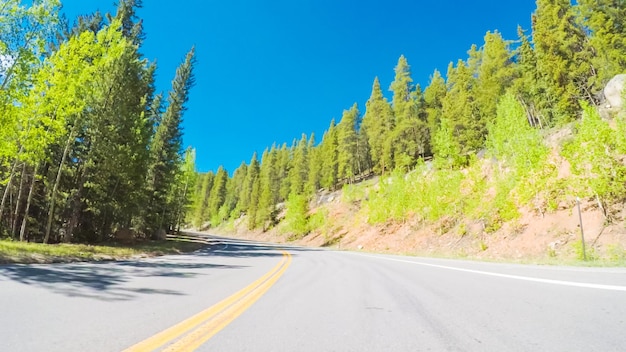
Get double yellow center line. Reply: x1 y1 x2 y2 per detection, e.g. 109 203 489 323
123 250 292 352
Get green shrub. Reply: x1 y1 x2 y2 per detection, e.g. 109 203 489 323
281 194 310 239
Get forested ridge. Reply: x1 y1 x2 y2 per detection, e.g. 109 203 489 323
0 0 196 243
3 1 626 249
191 0 626 245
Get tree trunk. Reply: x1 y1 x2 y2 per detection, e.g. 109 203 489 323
19 164 39 242
65 173 86 243
11 163 27 238
44 132 74 243
0 156 20 224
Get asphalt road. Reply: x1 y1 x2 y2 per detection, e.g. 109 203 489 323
1 234 625 351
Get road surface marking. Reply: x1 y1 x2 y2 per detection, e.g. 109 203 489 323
165 251 292 351
355 253 626 292
123 250 291 352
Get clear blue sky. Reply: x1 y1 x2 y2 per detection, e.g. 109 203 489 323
61 0 537 174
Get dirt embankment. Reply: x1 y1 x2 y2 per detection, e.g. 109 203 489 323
210 184 626 264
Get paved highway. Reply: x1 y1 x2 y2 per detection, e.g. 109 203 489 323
1 234 625 351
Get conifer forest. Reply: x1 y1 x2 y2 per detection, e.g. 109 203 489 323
2 0 626 245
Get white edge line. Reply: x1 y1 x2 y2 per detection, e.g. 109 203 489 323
352 253 626 292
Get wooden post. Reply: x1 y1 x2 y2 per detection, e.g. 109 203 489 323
576 197 587 260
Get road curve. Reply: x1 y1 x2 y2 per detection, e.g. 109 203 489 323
1 234 625 351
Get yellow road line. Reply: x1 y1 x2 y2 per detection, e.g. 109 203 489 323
123 251 291 352
164 252 292 352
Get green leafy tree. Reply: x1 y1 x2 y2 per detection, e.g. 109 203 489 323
432 117 464 169
282 193 309 238
563 102 626 206
487 93 548 172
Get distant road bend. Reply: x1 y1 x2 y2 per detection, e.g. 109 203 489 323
1 233 625 351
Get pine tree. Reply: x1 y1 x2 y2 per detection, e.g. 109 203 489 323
239 153 259 213
277 143 292 201
306 135 322 195
224 161 247 218
208 166 228 224
577 0 626 87
474 31 516 126
289 134 309 196
532 0 595 124
356 124 372 176
388 55 429 169
362 77 394 174
257 147 279 229
512 26 544 128
441 59 481 155
337 104 359 182
144 47 195 235
423 69 447 142
390 55 413 124
192 171 214 228
320 119 339 190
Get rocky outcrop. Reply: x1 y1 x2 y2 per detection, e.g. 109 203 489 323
604 74 626 110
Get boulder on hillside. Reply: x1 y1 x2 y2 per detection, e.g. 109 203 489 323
604 74 626 110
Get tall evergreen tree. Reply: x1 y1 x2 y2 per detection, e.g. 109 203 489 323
512 26 544 128
441 59 481 155
320 119 339 190
337 104 360 182
144 47 195 234
224 161 247 218
474 30 516 126
207 166 228 224
362 77 394 174
239 153 259 213
306 135 322 195
577 0 626 87
423 69 447 141
390 55 413 124
192 171 214 228
289 134 309 196
532 0 595 124
388 55 429 169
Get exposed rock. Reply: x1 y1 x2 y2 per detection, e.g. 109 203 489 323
604 74 626 110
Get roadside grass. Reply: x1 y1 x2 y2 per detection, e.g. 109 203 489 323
0 238 207 264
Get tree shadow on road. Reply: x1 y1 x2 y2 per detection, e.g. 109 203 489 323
196 237 315 258
0 236 311 302
0 259 244 302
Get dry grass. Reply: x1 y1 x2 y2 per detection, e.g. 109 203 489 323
0 239 206 264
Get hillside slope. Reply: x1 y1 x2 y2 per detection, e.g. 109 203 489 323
212 120 626 264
